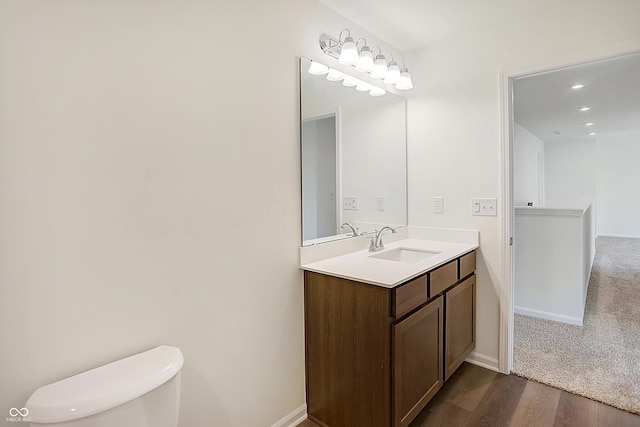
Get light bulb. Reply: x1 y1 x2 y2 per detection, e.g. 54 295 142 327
338 36 359 65
308 61 329 76
355 81 373 92
342 76 359 87
326 68 345 82
384 62 401 84
355 46 374 72
396 68 413 90
370 55 388 79
369 86 387 97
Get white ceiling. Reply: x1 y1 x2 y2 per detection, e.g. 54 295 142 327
513 53 640 143
318 0 640 143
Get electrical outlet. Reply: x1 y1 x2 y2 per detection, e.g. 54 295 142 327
471 198 497 216
376 196 385 211
343 196 358 210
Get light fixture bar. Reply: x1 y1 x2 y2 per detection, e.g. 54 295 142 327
319 34 342 60
308 60 388 97
318 29 413 91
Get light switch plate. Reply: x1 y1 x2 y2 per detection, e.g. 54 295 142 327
471 198 497 216
376 196 385 211
433 196 444 214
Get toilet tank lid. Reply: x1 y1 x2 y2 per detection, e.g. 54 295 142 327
25 345 184 424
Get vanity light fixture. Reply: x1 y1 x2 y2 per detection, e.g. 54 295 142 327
371 48 389 79
308 61 329 75
336 30 359 65
396 67 414 90
308 60 388 97
342 75 359 87
355 80 373 92
326 68 346 81
355 42 374 72
356 51 373 73
383 57 402 85
369 86 387 97
319 29 413 91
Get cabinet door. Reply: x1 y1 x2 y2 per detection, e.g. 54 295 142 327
393 296 443 427
444 274 476 380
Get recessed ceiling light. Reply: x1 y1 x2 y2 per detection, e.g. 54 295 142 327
588 132 597 136
571 83 585 89
580 106 591 111
553 131 562 135
585 122 594 126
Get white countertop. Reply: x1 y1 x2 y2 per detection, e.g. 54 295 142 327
300 237 478 288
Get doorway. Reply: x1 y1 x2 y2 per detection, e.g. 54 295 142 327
302 113 339 242
500 45 640 374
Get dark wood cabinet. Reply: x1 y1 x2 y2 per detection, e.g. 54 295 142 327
393 296 443 427
304 272 393 427
304 250 476 427
444 275 476 380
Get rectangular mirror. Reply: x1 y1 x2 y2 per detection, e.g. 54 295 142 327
300 56 407 246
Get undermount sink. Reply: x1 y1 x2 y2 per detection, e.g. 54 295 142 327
369 247 441 263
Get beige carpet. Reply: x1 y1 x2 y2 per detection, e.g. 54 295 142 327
512 236 640 414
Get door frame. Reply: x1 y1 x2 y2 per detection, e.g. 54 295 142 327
302 107 342 240
499 43 640 374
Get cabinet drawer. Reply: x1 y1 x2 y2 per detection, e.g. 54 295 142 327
394 275 427 318
428 261 457 297
459 251 476 279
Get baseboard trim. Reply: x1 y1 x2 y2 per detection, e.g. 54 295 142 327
515 306 583 326
597 233 640 239
270 404 307 427
465 351 500 372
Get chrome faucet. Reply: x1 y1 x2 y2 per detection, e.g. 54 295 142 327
340 222 359 236
369 226 396 252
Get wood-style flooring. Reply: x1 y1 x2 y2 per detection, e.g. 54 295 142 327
298 363 640 427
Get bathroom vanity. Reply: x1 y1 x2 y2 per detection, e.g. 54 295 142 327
301 230 477 427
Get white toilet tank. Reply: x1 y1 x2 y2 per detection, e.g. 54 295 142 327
25 345 184 427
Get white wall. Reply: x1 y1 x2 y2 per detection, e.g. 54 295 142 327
545 138 597 207
513 123 544 207
0 1 403 425
515 204 595 325
597 131 640 237
543 132 640 237
406 1 640 366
